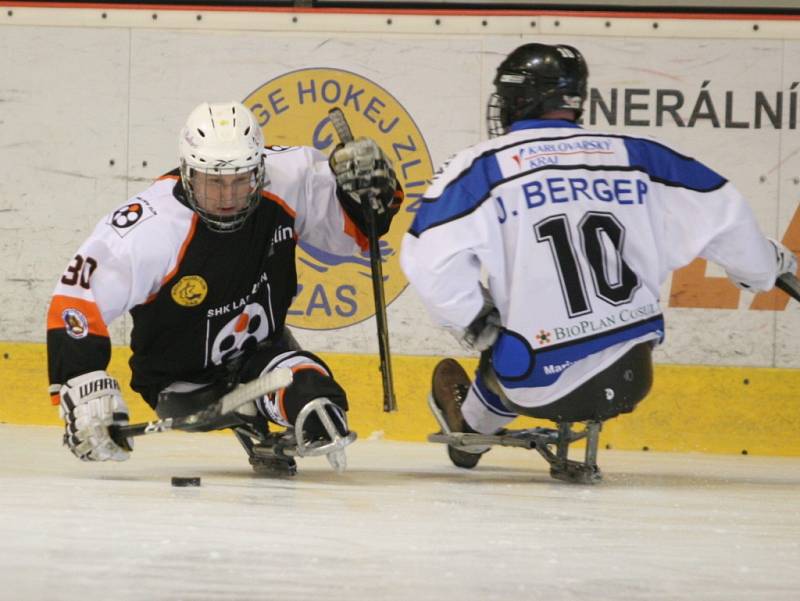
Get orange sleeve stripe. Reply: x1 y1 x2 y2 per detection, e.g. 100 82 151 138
145 213 198 304
157 174 180 182
342 209 369 252
290 364 329 377
261 191 297 219
50 393 60 407
47 295 109 338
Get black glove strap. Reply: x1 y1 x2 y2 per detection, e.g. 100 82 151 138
336 184 400 239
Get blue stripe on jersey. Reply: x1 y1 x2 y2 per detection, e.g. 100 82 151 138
408 153 503 237
623 138 726 192
409 128 726 238
492 315 664 389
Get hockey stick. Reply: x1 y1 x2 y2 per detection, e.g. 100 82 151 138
776 272 800 302
109 367 293 448
328 107 398 412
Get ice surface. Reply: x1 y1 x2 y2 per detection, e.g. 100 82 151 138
1 424 798 601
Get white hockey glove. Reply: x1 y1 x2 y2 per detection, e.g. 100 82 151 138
453 288 502 352
329 137 397 212
59 370 132 462
727 239 797 290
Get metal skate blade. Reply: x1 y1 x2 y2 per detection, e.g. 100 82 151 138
327 449 347 473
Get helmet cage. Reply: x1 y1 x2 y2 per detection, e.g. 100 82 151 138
180 161 266 233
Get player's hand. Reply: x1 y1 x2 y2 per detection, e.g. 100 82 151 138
59 370 132 461
728 239 797 291
456 288 502 352
770 239 797 277
329 137 397 212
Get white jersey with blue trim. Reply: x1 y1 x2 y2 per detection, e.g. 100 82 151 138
401 119 779 408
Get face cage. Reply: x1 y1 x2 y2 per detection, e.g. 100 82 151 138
181 163 266 233
486 93 510 138
487 89 585 138
487 90 543 138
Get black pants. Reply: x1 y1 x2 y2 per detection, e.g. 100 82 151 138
153 329 348 440
154 329 301 419
483 341 654 423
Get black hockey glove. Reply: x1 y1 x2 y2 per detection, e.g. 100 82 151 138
329 137 402 237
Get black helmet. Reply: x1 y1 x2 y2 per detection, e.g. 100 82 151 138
487 43 588 137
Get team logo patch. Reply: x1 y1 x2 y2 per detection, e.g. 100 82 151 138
108 198 156 237
171 275 208 307
243 68 433 330
62 308 89 339
211 303 270 364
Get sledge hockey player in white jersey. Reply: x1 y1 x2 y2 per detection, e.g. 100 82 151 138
400 43 797 483
47 101 402 475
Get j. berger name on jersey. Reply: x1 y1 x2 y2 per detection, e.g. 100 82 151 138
495 174 648 224
522 175 647 207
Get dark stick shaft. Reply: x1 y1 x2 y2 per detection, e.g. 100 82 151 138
364 200 398 412
776 272 800 302
329 108 397 412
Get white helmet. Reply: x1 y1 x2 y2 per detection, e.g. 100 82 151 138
178 101 266 232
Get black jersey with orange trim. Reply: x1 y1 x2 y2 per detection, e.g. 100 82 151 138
47 145 389 407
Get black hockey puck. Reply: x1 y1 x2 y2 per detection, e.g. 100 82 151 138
171 476 201 487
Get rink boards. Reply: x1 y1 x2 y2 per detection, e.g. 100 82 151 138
3 341 800 456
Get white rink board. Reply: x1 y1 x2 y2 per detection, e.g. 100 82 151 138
2 13 800 367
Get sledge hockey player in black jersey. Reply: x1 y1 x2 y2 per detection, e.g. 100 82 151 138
47 101 402 474
401 43 797 483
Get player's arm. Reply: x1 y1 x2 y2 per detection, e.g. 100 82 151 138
661 176 796 291
701 194 796 291
47 229 151 462
400 153 495 349
401 214 492 348
630 137 797 290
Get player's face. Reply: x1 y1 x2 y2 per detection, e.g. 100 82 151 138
191 171 255 216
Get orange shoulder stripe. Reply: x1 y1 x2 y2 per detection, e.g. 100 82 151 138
261 191 297 219
145 213 198 304
47 295 109 338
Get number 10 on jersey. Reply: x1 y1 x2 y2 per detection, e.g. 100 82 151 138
534 212 640 318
